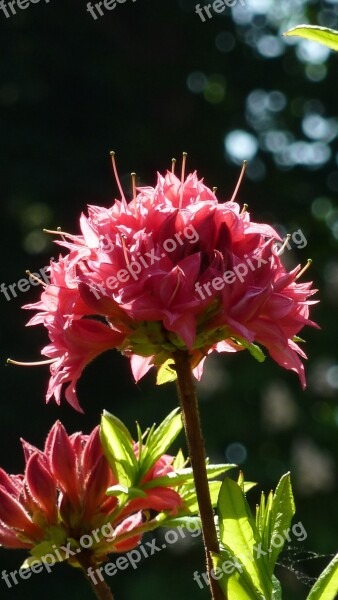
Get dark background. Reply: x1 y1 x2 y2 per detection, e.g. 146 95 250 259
0 0 337 598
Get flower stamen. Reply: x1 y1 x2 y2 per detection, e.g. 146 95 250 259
179 152 188 210
119 234 130 268
43 228 69 237
171 158 176 174
131 172 137 217
296 259 312 280
231 160 247 203
7 358 57 367
110 151 128 208
275 234 291 256
25 271 47 287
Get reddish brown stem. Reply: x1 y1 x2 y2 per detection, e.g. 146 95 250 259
78 553 114 600
173 350 226 600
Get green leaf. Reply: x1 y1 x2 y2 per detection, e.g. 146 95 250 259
236 337 266 362
217 477 272 598
244 481 257 493
306 553 338 600
139 408 182 476
100 411 138 489
267 473 295 574
212 552 264 600
142 463 236 490
183 480 222 513
156 359 177 384
160 515 201 531
284 25 338 52
272 575 283 599
173 449 186 470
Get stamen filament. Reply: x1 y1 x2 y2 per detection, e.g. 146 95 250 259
110 151 128 208
240 203 248 215
57 226 66 242
179 152 188 210
43 228 69 236
296 259 312 280
119 234 130 267
171 158 176 174
131 172 137 217
231 160 247 203
7 358 56 367
276 234 291 256
25 271 47 287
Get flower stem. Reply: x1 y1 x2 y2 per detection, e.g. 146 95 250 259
173 350 225 600
78 553 114 600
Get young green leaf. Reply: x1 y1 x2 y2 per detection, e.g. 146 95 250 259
212 552 265 600
267 473 295 573
182 480 222 513
306 553 338 600
272 575 282 600
217 477 272 598
142 463 236 490
100 411 138 489
284 25 338 51
156 359 177 384
139 407 182 476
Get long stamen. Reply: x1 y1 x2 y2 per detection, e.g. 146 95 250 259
171 158 176 174
25 271 47 287
240 203 248 215
131 172 137 217
179 152 188 210
43 228 69 236
119 234 130 267
296 259 312 280
7 358 56 367
57 226 66 242
276 234 291 256
230 160 247 203
110 151 128 208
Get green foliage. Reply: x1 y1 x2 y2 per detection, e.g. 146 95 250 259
156 359 177 384
213 473 296 599
100 408 236 521
284 25 338 51
306 553 338 600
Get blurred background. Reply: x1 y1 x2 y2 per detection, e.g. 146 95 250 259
0 0 337 598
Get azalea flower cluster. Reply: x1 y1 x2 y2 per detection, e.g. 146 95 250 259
21 163 318 411
0 420 185 568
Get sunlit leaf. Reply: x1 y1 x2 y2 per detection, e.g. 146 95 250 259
217 477 272 598
139 407 182 475
306 553 338 600
143 463 235 490
156 359 177 384
100 411 138 489
267 473 295 573
284 25 338 52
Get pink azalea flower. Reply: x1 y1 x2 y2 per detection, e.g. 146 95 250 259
14 157 318 409
0 421 183 566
